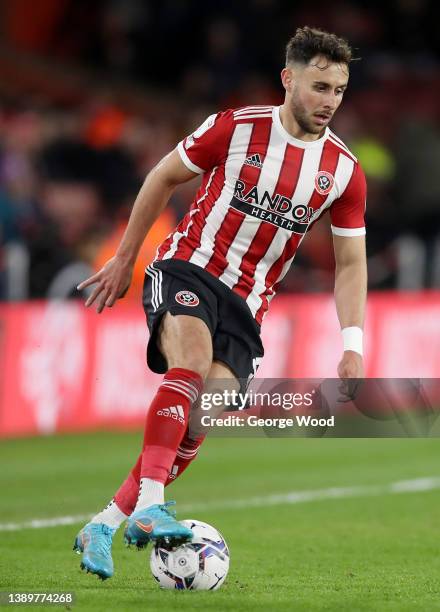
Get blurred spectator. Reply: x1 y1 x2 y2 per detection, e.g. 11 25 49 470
93 207 176 302
393 118 440 289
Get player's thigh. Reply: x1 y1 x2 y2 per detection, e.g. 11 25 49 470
158 312 213 378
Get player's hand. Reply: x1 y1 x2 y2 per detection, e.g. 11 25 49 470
337 351 364 402
77 256 134 313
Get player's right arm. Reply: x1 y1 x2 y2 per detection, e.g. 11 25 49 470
77 149 197 313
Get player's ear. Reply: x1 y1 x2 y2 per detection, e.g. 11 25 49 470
281 67 293 93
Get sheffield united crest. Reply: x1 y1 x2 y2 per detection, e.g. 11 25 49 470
175 290 200 307
315 171 335 195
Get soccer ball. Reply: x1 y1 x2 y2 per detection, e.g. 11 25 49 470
149 519 230 590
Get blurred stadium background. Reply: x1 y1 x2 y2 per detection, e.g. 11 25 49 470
0 0 439 436
0 0 439 434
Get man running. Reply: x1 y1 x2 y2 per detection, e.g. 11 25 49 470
74 26 367 579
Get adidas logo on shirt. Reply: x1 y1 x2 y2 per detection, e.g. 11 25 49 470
157 405 185 424
244 153 263 168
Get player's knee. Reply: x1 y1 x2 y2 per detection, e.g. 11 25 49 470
167 354 212 380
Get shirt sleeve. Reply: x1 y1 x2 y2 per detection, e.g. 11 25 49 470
177 110 234 174
330 162 367 237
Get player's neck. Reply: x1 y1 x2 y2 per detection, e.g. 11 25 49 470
279 104 324 142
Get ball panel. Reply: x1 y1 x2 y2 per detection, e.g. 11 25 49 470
149 519 229 591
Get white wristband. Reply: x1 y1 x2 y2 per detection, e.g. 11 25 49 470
341 326 363 356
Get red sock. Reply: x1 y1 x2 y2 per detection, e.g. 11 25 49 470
114 454 142 516
113 369 203 512
114 428 206 513
165 430 206 486
140 368 203 484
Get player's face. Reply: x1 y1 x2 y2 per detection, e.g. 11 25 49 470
284 55 349 135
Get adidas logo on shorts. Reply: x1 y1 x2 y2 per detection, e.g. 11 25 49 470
157 405 185 424
244 153 263 168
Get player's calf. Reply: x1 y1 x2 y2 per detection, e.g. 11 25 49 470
166 433 206 486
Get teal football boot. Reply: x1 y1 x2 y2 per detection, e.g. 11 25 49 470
73 523 116 580
124 501 193 549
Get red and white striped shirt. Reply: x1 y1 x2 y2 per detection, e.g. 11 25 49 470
155 105 366 325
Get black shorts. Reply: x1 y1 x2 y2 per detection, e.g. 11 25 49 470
142 259 264 386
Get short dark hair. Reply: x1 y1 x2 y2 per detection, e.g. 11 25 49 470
285 26 353 67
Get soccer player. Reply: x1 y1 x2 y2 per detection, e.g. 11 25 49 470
73 26 367 579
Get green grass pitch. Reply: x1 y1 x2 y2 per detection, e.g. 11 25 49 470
1 432 440 611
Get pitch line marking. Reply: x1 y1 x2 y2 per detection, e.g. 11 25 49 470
1 476 439 532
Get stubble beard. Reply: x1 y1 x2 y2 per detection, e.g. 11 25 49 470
290 90 322 136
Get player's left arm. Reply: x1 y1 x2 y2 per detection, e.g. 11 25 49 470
329 161 368 385
333 233 367 380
